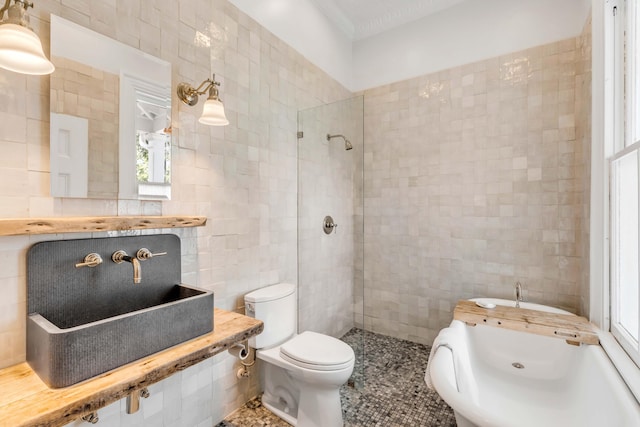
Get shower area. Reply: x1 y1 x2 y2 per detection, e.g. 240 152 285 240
297 96 365 384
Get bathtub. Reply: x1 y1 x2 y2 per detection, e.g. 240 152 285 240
427 298 640 427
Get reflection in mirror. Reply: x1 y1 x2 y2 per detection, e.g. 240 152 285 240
49 15 171 200
135 91 171 199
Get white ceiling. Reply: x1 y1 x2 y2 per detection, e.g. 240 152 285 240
309 0 466 40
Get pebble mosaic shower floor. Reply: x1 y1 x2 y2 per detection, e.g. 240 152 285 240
216 329 456 427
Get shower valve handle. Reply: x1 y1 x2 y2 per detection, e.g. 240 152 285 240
323 216 337 234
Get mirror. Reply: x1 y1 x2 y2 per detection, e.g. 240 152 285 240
49 15 171 200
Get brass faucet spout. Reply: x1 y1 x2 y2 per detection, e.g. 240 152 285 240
130 257 141 284
112 250 142 284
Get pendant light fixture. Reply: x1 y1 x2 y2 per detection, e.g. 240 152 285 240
176 74 229 126
0 0 55 75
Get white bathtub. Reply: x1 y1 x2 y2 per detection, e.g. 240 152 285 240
427 298 640 427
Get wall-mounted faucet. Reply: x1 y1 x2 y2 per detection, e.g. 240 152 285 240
112 250 141 284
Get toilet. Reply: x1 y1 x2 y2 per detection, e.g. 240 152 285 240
244 283 355 427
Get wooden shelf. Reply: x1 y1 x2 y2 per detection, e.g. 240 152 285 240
0 309 263 427
454 300 599 345
0 215 206 236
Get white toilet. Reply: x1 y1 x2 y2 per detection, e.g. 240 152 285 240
244 283 355 427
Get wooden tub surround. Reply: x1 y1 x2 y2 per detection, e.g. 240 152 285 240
454 300 599 346
0 309 263 427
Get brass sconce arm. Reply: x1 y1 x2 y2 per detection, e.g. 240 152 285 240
0 0 33 26
177 74 221 106
0 0 11 18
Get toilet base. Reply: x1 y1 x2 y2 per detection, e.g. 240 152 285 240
297 385 344 427
262 393 298 426
262 385 344 427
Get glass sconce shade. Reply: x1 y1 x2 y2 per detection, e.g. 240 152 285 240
199 97 229 126
0 23 54 74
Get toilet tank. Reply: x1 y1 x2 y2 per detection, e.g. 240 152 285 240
245 283 296 349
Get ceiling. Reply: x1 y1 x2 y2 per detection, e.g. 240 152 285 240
309 0 466 40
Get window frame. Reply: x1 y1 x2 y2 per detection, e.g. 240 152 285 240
608 0 640 369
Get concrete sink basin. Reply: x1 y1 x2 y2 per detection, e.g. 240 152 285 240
27 235 213 388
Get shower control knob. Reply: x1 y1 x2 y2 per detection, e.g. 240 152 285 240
323 216 337 234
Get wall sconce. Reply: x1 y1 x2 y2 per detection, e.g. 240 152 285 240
0 0 54 75
177 74 229 126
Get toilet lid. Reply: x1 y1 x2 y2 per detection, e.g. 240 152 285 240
280 331 354 371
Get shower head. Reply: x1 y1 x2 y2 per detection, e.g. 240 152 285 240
327 133 353 151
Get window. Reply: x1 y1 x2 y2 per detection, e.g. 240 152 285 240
610 0 640 367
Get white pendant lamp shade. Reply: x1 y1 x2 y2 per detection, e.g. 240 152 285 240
199 97 229 126
0 23 54 75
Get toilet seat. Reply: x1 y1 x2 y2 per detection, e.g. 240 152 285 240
280 331 354 371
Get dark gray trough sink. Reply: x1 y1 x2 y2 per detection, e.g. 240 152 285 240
27 234 213 388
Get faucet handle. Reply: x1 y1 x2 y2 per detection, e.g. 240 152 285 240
136 248 167 260
75 253 103 268
112 250 131 264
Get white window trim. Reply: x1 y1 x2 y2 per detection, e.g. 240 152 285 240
593 0 640 403
600 333 640 401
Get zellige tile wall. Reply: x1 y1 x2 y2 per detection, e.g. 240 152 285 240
362 35 591 345
577 13 592 318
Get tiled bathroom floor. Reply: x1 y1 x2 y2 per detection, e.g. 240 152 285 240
216 329 456 427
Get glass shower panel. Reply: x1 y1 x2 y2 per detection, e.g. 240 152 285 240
297 96 364 388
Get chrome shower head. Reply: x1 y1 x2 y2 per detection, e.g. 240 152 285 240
327 133 352 151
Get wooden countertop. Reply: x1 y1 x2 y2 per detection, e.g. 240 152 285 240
454 300 599 345
0 309 263 427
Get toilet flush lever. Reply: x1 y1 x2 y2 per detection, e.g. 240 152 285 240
136 248 167 260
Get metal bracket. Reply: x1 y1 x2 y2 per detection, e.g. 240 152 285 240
81 412 99 424
126 388 150 414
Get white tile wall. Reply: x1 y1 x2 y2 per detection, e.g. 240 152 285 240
361 35 591 345
577 13 592 318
